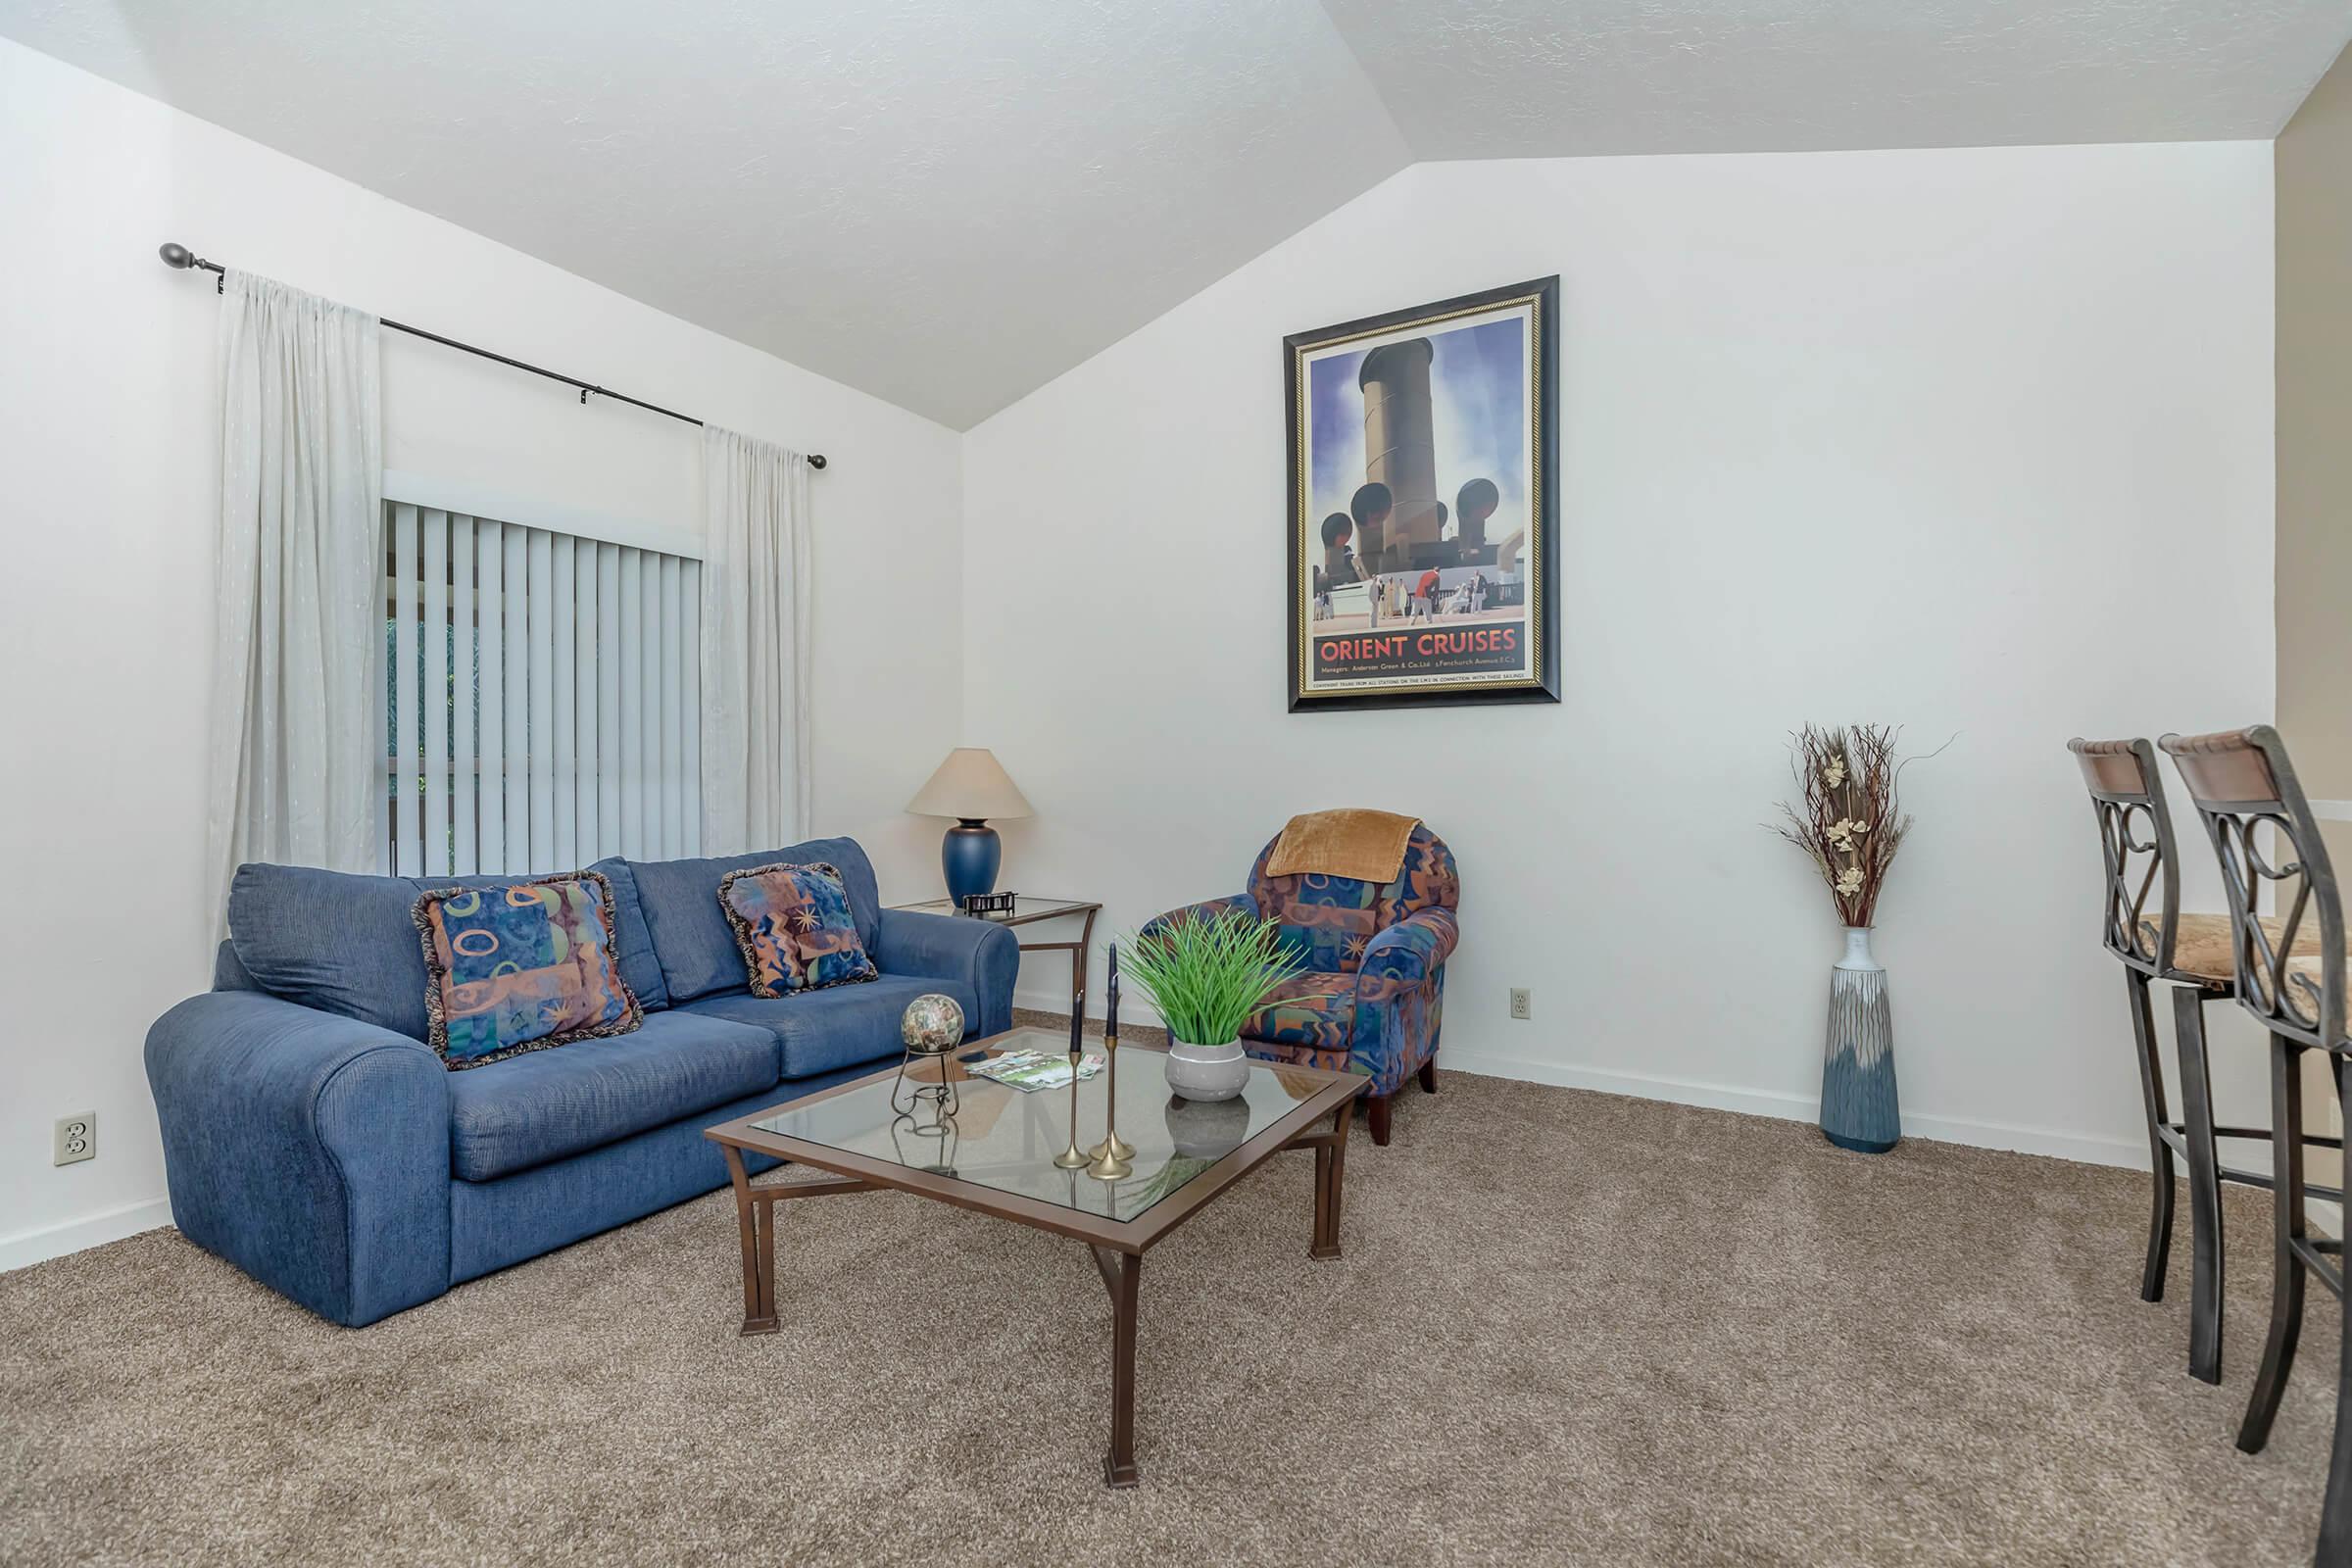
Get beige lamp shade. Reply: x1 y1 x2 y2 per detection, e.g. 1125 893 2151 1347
906 748 1034 821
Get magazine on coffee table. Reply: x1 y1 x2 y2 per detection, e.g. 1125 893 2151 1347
967 1049 1104 1093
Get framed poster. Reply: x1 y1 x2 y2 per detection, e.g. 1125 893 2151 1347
1285 275 1559 711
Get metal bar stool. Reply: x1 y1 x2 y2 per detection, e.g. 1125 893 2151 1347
2160 725 2352 1566
2071 737 2324 1383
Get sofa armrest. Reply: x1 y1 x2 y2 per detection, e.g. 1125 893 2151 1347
872 908 1019 1039
1140 893 1258 943
145 991 451 1327
1360 906 1459 990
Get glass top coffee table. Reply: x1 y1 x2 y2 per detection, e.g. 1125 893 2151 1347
703 1025 1367 1487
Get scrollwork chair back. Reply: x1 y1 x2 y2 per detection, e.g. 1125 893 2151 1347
2159 725 2345 1050
2069 737 2180 977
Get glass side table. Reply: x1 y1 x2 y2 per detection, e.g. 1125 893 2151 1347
889 895 1102 1013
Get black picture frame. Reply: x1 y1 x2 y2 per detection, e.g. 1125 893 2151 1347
1284 275 1560 712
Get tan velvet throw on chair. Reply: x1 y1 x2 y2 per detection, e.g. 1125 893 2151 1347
1264 808 1423 883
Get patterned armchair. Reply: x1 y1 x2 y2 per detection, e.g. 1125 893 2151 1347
1146 825 1459 1146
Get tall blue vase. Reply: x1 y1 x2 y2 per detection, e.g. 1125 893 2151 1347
941 818 1002 906
1821 926 1899 1153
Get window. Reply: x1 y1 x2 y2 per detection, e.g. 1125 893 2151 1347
384 489 703 877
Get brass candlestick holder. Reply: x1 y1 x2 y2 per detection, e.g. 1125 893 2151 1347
1087 950 1134 1180
1086 1026 1134 1178
1052 1030 1091 1170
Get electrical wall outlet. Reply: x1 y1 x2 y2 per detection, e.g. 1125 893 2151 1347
1508 988 1532 1021
54 1112 95 1166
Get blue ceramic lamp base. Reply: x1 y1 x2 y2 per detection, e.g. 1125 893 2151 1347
942 819 1002 906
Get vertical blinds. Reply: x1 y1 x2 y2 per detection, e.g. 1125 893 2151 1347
387 502 703 878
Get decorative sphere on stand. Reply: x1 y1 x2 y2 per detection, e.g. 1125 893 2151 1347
901 993 966 1054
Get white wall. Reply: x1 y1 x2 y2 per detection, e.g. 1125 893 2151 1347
0 38 964 1264
962 145 2278 1164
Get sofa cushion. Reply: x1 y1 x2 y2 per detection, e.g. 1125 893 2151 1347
228 861 670 1041
589 858 671 1012
718 861 879 996
415 873 643 1069
628 838 882 1004
230 865 444 1039
682 973 978 1081
447 1009 779 1181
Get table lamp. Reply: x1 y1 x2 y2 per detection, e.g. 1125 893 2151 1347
906 747 1034 906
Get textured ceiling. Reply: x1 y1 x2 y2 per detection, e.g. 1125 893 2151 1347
3 1 2345 427
1323 0 2352 158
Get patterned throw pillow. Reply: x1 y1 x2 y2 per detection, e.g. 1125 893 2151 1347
412 873 643 1069
718 861 879 998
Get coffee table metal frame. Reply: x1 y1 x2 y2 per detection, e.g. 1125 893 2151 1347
703 1037 1367 1488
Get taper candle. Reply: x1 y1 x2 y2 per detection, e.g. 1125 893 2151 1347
1086 938 1135 1174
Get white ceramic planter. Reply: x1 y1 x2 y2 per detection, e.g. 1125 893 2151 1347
1165 1038 1250 1102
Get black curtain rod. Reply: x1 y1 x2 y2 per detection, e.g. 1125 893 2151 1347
157 242 826 469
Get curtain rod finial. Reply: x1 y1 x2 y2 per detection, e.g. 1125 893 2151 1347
158 241 193 270
808 453 827 469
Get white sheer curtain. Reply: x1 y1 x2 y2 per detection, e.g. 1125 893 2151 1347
205 271 383 923
699 425 811 852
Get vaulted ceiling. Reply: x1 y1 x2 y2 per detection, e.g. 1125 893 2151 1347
5 0 2346 427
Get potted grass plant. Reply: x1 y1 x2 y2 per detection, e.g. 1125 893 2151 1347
1120 911 1307 1101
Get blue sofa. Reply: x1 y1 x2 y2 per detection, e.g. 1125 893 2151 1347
145 837 1015 1327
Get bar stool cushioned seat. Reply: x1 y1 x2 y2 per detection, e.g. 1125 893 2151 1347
2140 912 2323 985
2283 947 2352 1000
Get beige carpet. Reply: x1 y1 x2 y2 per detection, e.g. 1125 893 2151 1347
0 1071 2337 1566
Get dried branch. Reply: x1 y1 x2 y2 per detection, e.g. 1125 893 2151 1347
1771 723 1921 927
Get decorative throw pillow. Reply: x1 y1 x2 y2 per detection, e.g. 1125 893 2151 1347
412 872 643 1069
718 861 880 998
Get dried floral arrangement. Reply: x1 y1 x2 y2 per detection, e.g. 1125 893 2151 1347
1773 724 1917 928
